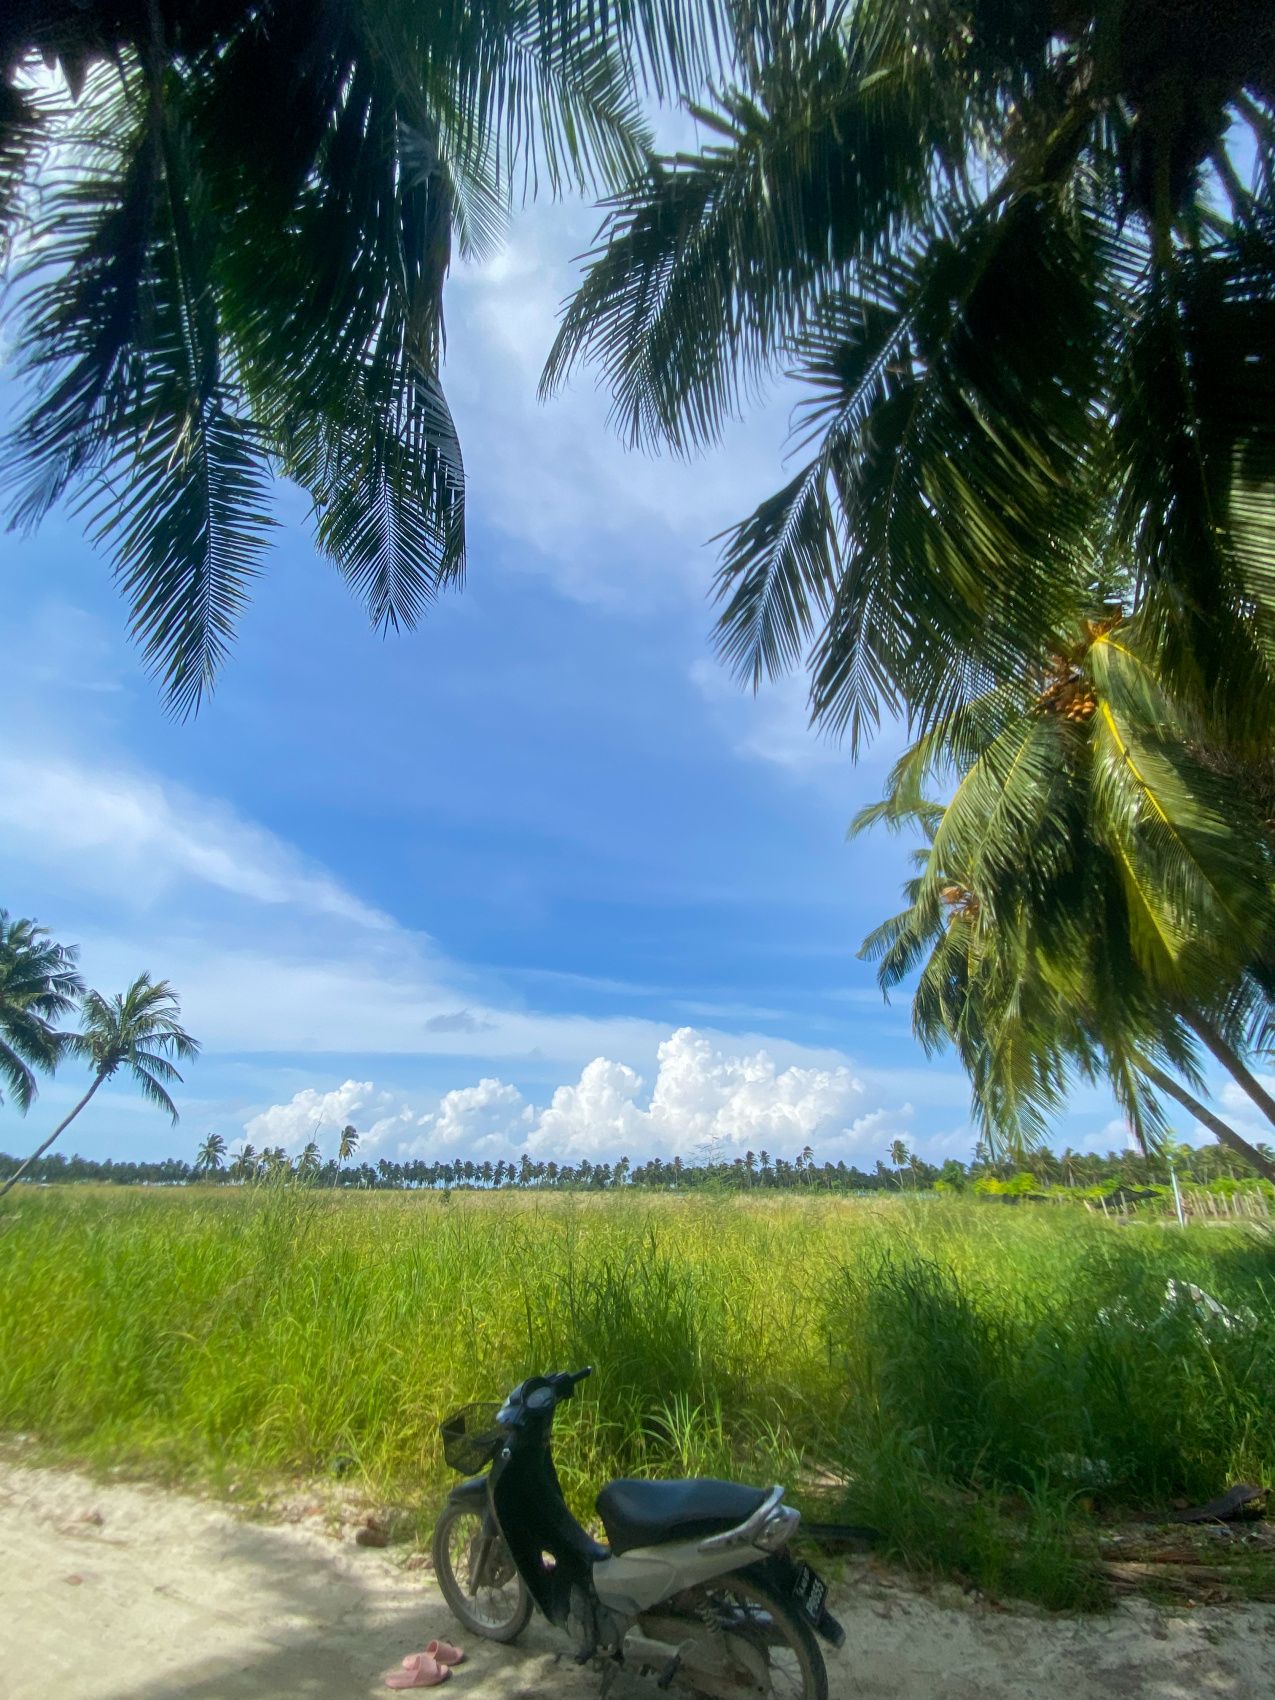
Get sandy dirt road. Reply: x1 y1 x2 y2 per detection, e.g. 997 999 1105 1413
1 1463 1273 1700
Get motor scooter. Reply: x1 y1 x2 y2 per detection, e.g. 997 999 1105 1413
432 1367 842 1700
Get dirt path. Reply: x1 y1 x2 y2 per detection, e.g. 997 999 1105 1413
1 1464 1273 1700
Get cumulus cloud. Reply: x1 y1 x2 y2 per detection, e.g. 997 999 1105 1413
647 1027 867 1154
533 1057 647 1153
255 1027 916 1164
523 1029 874 1160
243 1079 386 1152
414 1079 533 1154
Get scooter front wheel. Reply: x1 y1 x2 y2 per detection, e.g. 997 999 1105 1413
430 1499 533 1643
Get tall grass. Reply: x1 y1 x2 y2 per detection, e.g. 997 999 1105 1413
1 1187 1272 1607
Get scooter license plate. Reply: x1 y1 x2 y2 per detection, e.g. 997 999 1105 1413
791 1562 829 1626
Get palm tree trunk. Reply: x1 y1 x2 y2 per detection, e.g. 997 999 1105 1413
0 1072 106 1200
1181 1012 1275 1130
1141 1062 1275 1185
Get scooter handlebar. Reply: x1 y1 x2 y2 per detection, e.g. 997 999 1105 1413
551 1365 593 1398
502 1367 593 1419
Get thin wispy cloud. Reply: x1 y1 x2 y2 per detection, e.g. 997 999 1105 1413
0 748 392 923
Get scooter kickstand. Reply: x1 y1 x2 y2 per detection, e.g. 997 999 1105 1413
655 1653 682 1692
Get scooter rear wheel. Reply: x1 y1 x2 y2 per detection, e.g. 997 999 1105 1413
431 1500 533 1643
656 1565 828 1700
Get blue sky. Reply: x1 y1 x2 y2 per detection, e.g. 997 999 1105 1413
0 190 1158 1170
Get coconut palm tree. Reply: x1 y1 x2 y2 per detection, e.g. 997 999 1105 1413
230 1143 256 1183
0 1 750 715
0 910 84 1110
298 1140 322 1179
195 1130 226 1176
888 1137 910 1187
547 1 1275 752
338 1124 360 1163
0 974 198 1198
855 624 1275 1181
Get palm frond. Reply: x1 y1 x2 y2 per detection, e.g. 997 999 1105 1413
0 71 56 262
709 188 1108 748
0 1039 38 1113
132 1063 180 1122
542 32 946 448
126 1049 183 1084
288 367 465 632
441 0 653 198
0 909 82 1109
853 611 1275 1161
1112 232 1275 727
4 74 276 715
2 72 162 529
807 190 1108 745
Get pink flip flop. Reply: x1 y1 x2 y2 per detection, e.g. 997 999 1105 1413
425 1641 464 1668
385 1653 449 1689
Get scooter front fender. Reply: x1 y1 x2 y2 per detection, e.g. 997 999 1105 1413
446 1474 490 1508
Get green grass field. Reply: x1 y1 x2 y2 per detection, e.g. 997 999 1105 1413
2 1187 1273 1607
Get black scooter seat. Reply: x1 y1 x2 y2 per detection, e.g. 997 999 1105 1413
596 1478 769 1556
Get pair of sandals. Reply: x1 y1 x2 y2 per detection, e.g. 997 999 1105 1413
384 1640 465 1689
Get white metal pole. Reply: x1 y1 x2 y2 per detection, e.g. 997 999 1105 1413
1169 1163 1186 1228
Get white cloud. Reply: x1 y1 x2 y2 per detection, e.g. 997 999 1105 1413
413 1078 533 1154
423 1009 496 1034
0 753 392 931
0 748 669 1064
514 1023 881 1164
533 1056 648 1153
643 1025 866 1155
1219 1075 1275 1113
244 1080 385 1152
122 933 672 1061
689 660 843 779
3 600 129 699
1213 1077 1275 1147
445 200 794 609
260 1026 917 1165
689 658 916 786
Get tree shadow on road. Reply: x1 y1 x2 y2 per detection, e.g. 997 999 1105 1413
75 1515 595 1700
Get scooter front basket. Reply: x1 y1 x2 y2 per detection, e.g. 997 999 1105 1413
439 1402 506 1474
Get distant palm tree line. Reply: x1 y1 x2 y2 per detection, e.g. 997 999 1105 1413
4 1137 1269 1195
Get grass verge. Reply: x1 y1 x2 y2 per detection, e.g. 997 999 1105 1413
1 1186 1272 1608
